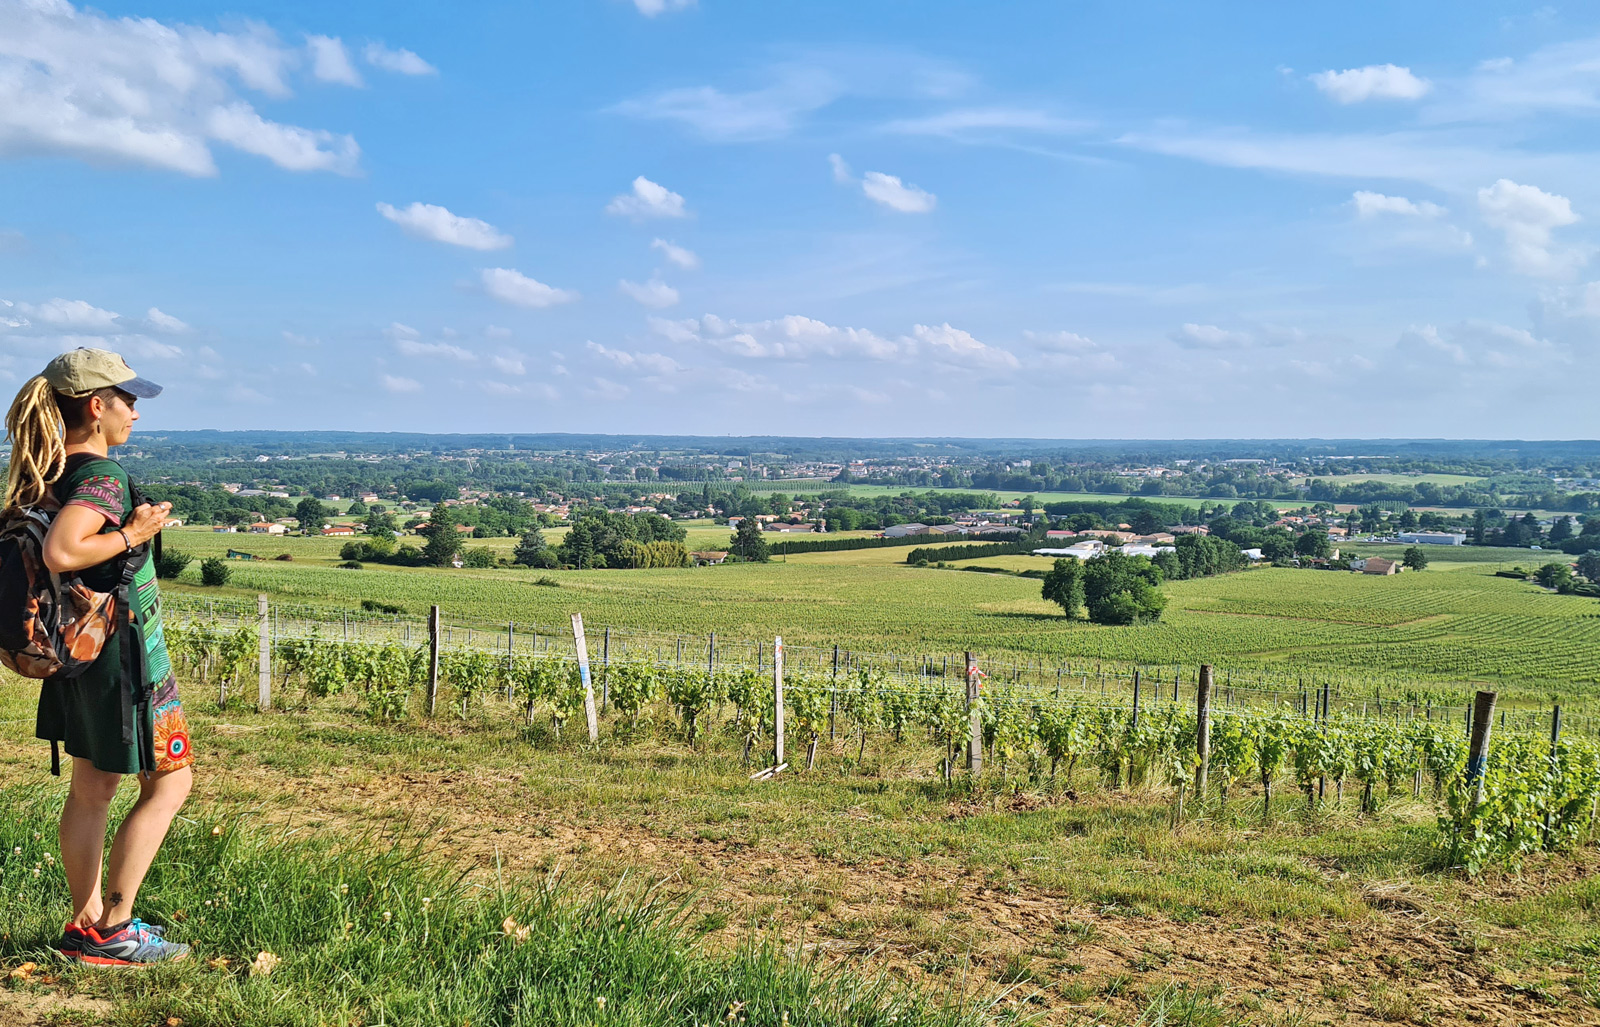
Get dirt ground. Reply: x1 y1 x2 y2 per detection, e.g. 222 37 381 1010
189 760 1598 1027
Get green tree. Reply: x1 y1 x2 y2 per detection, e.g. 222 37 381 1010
1401 546 1429 571
1082 551 1166 625
295 496 329 535
1294 530 1331 558
1041 558 1085 619
1472 509 1487 544
199 557 230 586
1397 508 1419 531
512 527 550 566
365 510 398 537
346 499 368 517
422 521 463 567
1534 561 1575 590
1577 551 1600 583
729 519 770 562
1549 515 1575 543
154 548 193 580
1582 517 1600 538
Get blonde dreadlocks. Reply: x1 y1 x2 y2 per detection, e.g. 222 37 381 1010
4 376 68 514
4 376 121 514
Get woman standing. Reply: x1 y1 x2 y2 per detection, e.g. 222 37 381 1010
6 348 192 966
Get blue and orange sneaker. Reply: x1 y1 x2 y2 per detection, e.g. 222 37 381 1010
78 919 188 967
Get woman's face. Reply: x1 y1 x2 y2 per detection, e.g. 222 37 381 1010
94 390 139 445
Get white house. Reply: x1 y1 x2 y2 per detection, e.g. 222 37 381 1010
1032 540 1106 560
1397 531 1467 546
1240 548 1265 562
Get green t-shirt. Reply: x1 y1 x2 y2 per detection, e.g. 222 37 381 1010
56 456 170 686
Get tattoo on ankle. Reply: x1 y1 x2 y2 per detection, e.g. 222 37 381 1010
108 891 123 907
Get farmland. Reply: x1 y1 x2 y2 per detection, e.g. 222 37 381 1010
158 526 1600 698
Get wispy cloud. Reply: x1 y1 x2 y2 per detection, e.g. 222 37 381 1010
364 42 436 76
481 268 579 308
377 202 512 250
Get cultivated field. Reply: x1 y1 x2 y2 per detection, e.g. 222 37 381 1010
160 529 1600 698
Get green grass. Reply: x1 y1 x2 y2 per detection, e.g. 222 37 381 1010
0 790 982 1027
1288 473 1485 487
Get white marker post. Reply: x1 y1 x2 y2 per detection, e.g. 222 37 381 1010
572 613 600 744
773 636 785 769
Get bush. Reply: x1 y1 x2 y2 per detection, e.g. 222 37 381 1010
274 553 293 561
338 560 364 570
199 557 230 587
153 547 193 580
360 599 405 614
462 546 495 569
533 576 561 588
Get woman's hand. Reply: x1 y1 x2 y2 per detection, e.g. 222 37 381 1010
124 502 173 547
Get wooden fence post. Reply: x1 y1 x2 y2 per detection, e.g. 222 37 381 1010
572 613 599 744
1466 691 1497 806
1130 668 1142 732
506 621 515 702
256 594 271 710
773 636 785 769
1544 705 1563 848
965 652 982 776
1195 665 1213 799
426 605 440 717
708 631 716 676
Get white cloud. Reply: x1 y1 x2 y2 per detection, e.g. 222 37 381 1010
120 335 183 360
1352 191 1445 218
586 341 683 375
1476 178 1586 278
489 353 526 375
484 325 513 339
146 307 188 332
908 323 1017 368
860 171 936 213
584 377 630 402
395 338 475 361
206 103 360 175
829 153 853 184
20 298 119 329
0 2 365 176
281 330 319 347
619 278 680 308
481 268 579 309
376 202 512 250
1310 64 1431 103
1024 329 1097 352
363 43 436 76
382 322 420 340
882 107 1090 138
651 238 700 269
307 35 362 87
653 314 901 360
380 374 422 393
1172 323 1254 350
1396 320 1556 368
606 176 688 219
633 0 696 15
610 51 970 142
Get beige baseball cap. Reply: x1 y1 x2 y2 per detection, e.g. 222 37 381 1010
41 347 163 399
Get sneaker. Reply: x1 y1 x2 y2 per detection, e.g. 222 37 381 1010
53 922 89 960
78 918 188 967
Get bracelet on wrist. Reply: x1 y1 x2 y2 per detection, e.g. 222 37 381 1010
118 529 133 553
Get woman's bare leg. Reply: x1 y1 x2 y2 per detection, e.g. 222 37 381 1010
59 758 120 928
95 765 191 929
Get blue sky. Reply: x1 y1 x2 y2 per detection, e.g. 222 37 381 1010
2 0 1598 438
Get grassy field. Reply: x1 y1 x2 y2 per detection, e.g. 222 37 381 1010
815 485 1212 509
1 671 1595 1025
157 527 1600 697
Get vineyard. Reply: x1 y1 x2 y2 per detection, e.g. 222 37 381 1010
158 528 1600 697
162 593 1600 874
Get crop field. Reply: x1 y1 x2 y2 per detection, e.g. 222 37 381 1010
818 485 1212 509
156 528 1600 699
